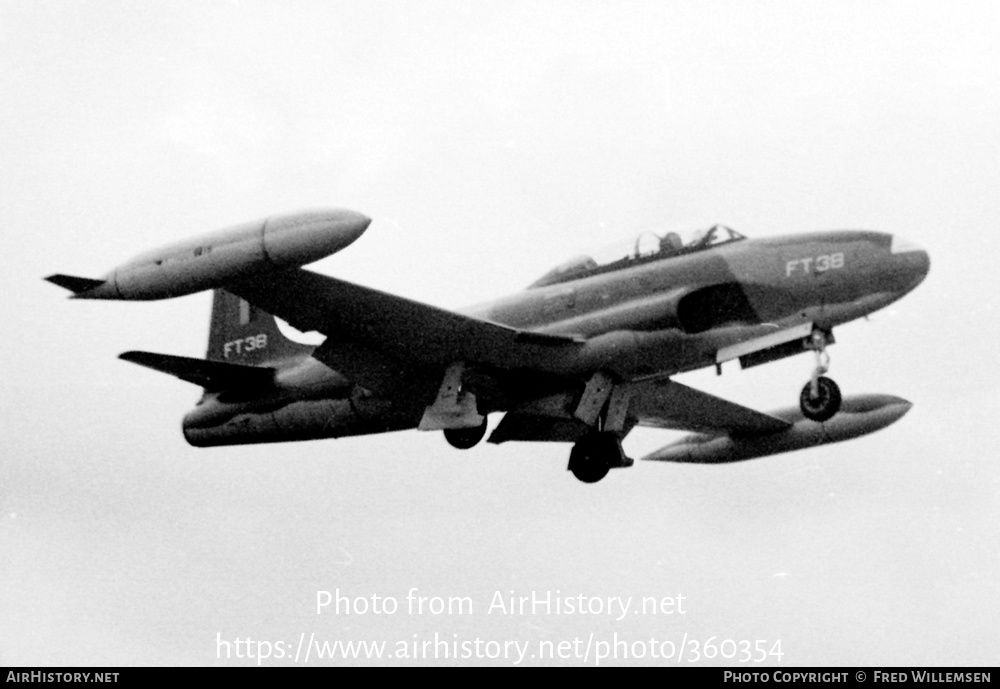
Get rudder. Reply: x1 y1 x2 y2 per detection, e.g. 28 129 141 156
206 289 315 365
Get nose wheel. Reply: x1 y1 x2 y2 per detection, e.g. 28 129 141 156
800 376 841 422
799 330 842 422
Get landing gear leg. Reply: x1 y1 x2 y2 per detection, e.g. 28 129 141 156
799 330 841 422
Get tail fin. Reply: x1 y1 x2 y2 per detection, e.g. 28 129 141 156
206 289 315 365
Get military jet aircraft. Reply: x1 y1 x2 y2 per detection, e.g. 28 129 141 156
46 209 929 482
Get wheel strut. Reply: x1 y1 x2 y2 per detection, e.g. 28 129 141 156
799 328 841 422
808 329 831 399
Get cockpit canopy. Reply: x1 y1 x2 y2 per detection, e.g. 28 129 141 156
529 225 746 289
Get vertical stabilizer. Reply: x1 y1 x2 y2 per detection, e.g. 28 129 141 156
206 289 315 365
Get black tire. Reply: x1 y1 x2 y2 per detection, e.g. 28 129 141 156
568 434 613 483
799 376 842 422
444 417 488 450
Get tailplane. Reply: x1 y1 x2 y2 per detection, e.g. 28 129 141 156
206 289 316 365
119 350 276 391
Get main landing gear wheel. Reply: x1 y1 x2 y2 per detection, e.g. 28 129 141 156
444 417 488 450
568 432 623 484
800 376 842 422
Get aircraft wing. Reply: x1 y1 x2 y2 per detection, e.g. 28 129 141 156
627 379 792 435
225 268 583 378
489 379 791 444
224 269 789 438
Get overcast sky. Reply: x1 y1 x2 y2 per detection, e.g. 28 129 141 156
1 0 998 666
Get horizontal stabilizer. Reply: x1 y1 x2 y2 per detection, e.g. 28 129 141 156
643 394 912 464
45 274 106 294
119 351 275 391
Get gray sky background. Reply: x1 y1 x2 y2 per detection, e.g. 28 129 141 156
1 0 997 666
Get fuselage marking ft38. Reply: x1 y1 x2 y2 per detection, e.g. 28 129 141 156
223 334 269 359
785 252 845 277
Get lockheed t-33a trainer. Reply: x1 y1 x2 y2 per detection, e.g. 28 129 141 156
47 209 929 483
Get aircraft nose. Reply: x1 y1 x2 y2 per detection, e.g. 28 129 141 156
889 234 930 291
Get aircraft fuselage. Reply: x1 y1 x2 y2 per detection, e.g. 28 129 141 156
180 227 929 448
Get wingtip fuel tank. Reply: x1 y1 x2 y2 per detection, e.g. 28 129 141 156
642 394 912 464
45 208 370 301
